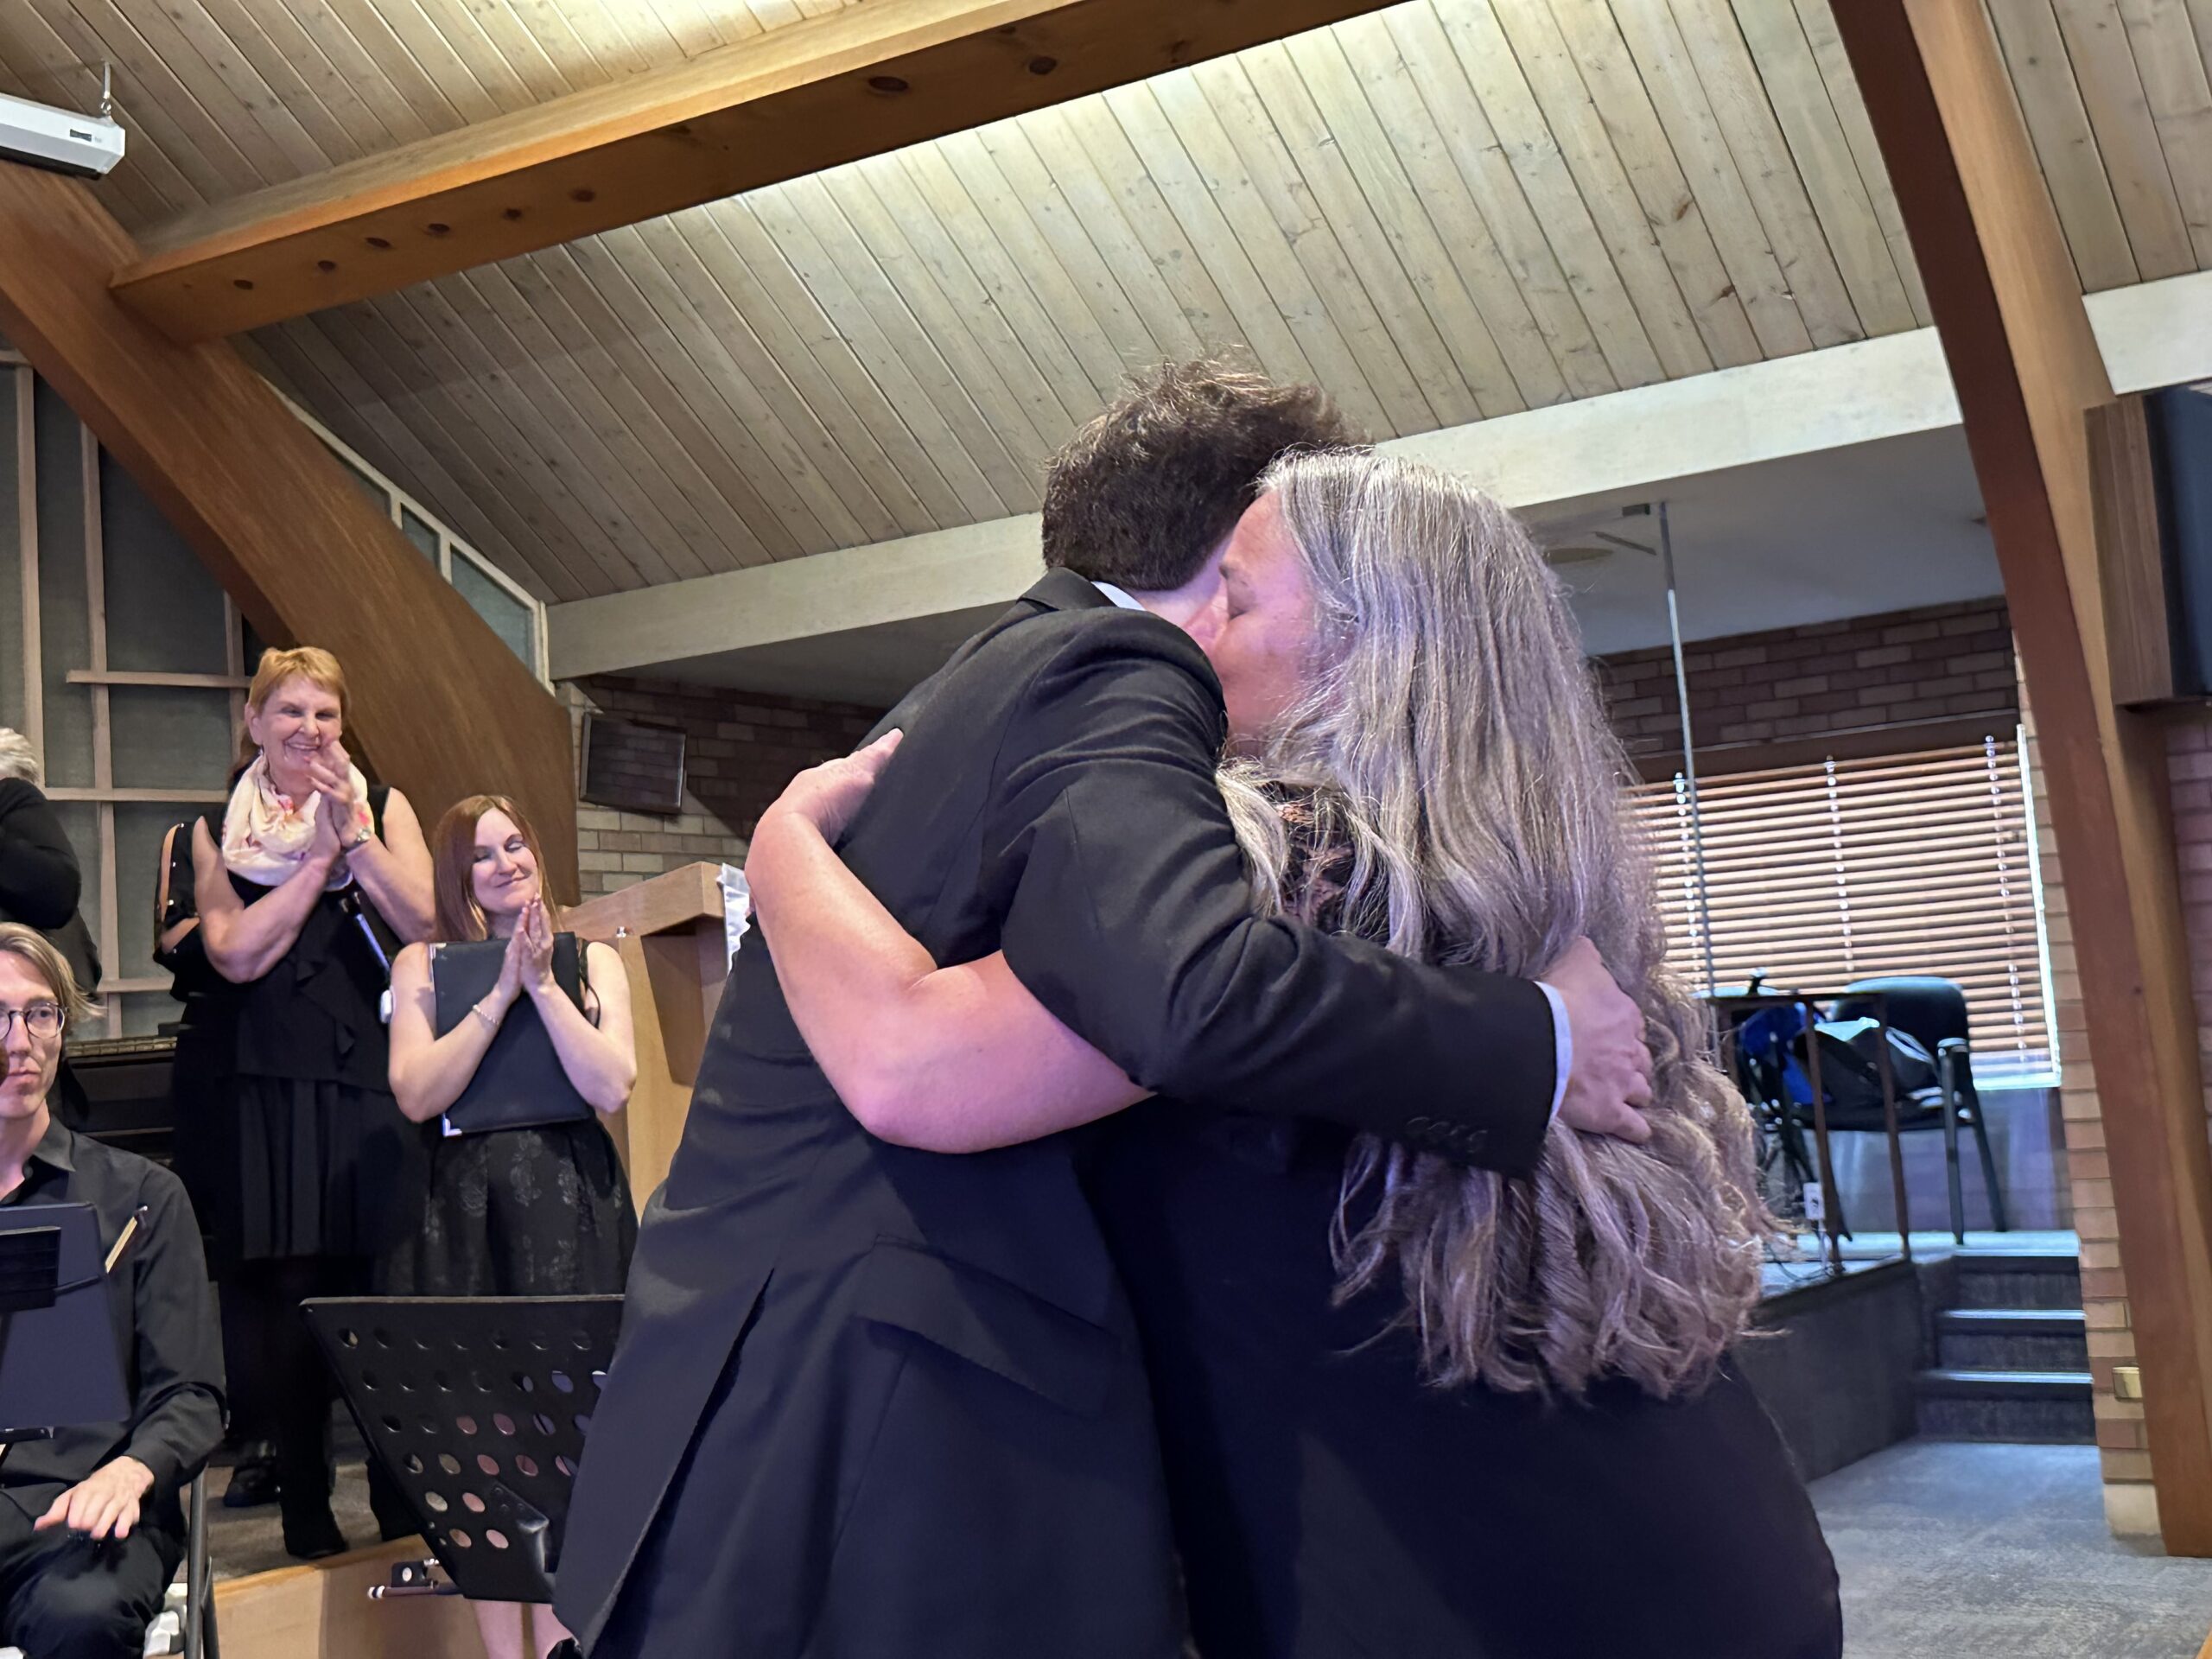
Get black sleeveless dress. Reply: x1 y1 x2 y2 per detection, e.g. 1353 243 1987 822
199 788 432 1266
380 941 635 1297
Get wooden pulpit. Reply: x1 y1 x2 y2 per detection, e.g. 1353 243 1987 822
567 862 734 1213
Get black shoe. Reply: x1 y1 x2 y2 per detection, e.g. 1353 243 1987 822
222 1455 279 1510
282 1509 348 1562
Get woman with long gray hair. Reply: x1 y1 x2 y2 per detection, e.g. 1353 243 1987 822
743 449 1840 1657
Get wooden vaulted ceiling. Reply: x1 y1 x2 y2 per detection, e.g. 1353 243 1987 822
1 0 2208 607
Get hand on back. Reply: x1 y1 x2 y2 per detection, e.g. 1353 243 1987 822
1545 937 1656 1146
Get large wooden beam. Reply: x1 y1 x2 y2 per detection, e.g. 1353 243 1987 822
112 0 1397 342
0 161 579 896
1834 0 2212 1552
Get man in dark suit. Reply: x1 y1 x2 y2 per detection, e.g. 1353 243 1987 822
556 364 1653 1657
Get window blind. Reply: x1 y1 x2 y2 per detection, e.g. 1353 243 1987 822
1633 733 2053 1081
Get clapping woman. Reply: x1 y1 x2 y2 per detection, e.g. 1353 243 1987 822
385 795 635 1659
188 646 435 1559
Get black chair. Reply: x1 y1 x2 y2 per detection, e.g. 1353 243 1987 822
1827 976 2009 1243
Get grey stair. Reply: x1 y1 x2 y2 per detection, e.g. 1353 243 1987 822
1949 1251 2083 1311
1935 1308 2090 1372
1914 1367 2094 1443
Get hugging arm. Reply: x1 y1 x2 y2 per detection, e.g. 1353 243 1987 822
747 787 1146 1153
755 616 1563 1174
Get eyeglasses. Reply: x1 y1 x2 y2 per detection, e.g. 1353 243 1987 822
0 1003 64 1040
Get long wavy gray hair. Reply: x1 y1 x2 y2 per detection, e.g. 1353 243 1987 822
1218 448 1771 1399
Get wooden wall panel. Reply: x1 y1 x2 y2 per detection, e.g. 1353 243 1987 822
0 162 579 894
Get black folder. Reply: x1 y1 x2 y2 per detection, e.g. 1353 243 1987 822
431 935 595 1134
0 1204 130 1437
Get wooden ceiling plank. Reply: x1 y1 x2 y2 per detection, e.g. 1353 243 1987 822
474 255 792 566
541 0 676 80
933 127 1148 391
743 186 1016 522
779 172 1040 511
1470 0 1718 380
1236 37 1491 424
1132 74 1387 429
1986 0 2141 290
117 0 1415 342
62 0 284 193
372 285 654 588
2113 0 2212 269
1513 0 1764 371
1790 0 1934 326
1329 15 1586 408
850 150 1091 437
896 138 1122 407
1728 0 1922 335
330 0 506 129
638 0 747 56
492 0 617 88
263 0 442 148
561 231 824 560
190 0 409 164
398 0 545 115
251 317 550 596
523 239 863 556
2050 0 2196 278
1364 6 1615 398
1654 0 1866 346
426 0 583 105
1280 29 1544 416
1577 0 1815 359
125 0 334 182
819 160 1066 480
173 0 367 171
700 199 968 530
1092 86 1326 391
606 218 872 550
969 119 1184 384
651 212 915 540
1415 1 1667 392
416 270 710 582
310 301 603 600
1170 60 1430 434
1015 104 1212 361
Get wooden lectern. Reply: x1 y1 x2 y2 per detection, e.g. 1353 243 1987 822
567 863 733 1213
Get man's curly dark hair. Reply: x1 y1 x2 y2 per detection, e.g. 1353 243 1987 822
1041 358 1357 591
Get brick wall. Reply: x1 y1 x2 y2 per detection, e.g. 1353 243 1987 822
1597 596 2018 770
567 675 883 901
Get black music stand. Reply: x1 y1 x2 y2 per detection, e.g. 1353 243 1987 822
302 1296 621 1605
0 1204 130 1444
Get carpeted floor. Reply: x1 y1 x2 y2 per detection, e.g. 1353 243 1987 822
1812 1439 2212 1658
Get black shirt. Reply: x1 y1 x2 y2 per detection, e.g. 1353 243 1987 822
0 1114 225 1537
0 779 81 931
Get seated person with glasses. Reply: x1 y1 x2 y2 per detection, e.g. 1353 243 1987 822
0 924 224 1659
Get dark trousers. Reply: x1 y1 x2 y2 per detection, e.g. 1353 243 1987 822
0 1504 181 1659
232 1255 416 1541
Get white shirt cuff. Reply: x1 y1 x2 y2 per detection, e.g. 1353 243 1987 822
1536 982 1572 1126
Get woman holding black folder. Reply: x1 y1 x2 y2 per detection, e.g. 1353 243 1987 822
385 796 635 1659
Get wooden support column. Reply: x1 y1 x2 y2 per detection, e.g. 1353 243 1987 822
0 162 578 895
1835 0 2212 1552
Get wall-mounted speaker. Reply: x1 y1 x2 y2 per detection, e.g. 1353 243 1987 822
579 713 685 817
2094 383 2212 708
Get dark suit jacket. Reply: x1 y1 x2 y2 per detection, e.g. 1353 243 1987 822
556 570 1563 1656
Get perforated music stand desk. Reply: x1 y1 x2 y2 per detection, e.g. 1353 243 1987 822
303 1295 622 1605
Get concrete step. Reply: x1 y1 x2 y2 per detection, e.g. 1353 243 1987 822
1948 1251 2082 1311
1914 1367 2094 1443
1935 1308 2089 1372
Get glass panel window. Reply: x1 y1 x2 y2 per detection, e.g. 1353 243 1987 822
401 505 439 563
451 550 538 676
